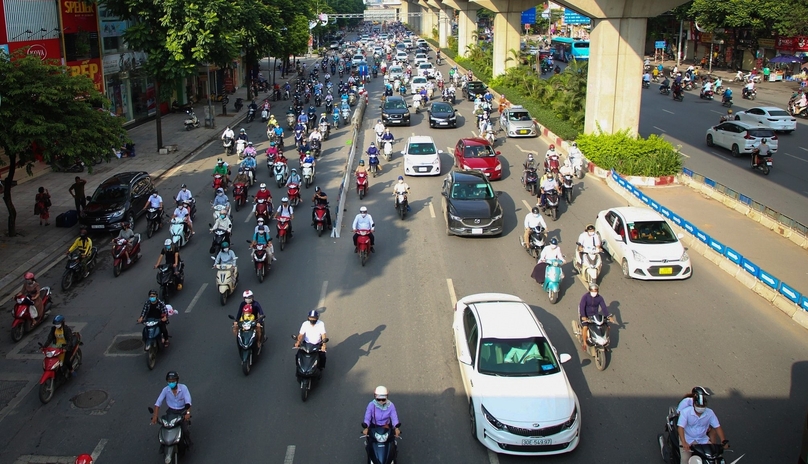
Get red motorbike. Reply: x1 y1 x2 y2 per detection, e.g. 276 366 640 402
545 156 560 174
11 288 52 342
38 333 83 404
313 204 329 237
233 182 248 212
356 172 369 199
276 216 292 251
250 243 270 283
287 183 301 206
112 235 142 277
356 229 372 267
254 197 271 223
212 174 225 193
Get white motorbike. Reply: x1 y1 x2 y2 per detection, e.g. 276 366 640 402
184 109 199 130
236 140 247 159
301 162 315 189
383 141 393 161
341 107 351 124
169 217 192 248
273 161 289 188
260 108 269 122
412 97 422 113
211 257 238 306
575 248 602 287
222 137 234 156
484 128 496 146
568 150 587 179
211 203 230 221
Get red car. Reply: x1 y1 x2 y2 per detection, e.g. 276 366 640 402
453 138 502 180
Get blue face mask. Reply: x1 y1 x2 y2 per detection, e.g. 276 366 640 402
167 382 177 389
149 296 157 303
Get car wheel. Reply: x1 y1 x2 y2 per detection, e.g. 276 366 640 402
469 401 478 440
706 134 714 147
731 144 740 158
621 259 631 279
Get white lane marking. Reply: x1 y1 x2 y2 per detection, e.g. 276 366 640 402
710 151 731 161
471 130 478 137
185 283 208 313
652 126 666 133
90 439 108 461
710 110 724 115
514 144 533 153
679 152 691 158
522 199 533 209
7 322 87 360
446 278 457 307
662 109 675 114
800 147 808 152
784 153 808 163
317 281 328 311
488 450 501 464
428 201 436 218
0 373 37 425
244 211 253 222
284 445 296 464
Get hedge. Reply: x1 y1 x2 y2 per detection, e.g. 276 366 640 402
576 130 683 177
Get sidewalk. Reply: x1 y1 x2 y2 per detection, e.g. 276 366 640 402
0 58 312 304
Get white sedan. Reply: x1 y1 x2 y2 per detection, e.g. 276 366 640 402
453 293 580 456
410 76 428 94
734 106 797 133
418 62 436 79
595 206 692 280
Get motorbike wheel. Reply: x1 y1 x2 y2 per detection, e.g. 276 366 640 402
317 224 324 237
38 378 55 404
235 201 241 212
242 353 252 376
61 270 74 291
160 285 169 304
301 380 310 402
595 348 608 371
565 189 573 204
762 165 770 175
147 345 157 370
258 267 264 283
550 207 557 221
399 204 406 220
360 250 368 266
280 235 286 251
220 292 228 306
113 261 122 277
570 319 582 344
359 188 365 200
147 221 154 238
548 289 558 304
11 324 24 342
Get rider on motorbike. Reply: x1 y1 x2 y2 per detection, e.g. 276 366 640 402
155 239 184 288
267 114 278 129
172 201 194 236
677 388 729 463
110 221 136 264
243 142 257 159
221 126 234 143
545 144 559 163
539 237 565 263
233 290 265 347
176 184 193 204
212 159 230 188
523 207 548 250
362 386 401 437
288 168 302 186
233 168 250 187
352 206 375 252
312 187 333 229
20 271 44 316
212 188 231 217
538 172 561 208
213 241 238 281
719 109 733 123
66 228 93 277
366 143 380 169
355 159 368 177
294 310 328 368
236 128 249 142
44 315 75 374
374 119 386 142
210 211 233 244
151 371 192 441
275 197 295 237
578 283 612 351
254 183 272 211
142 190 164 226
523 153 537 170
138 290 170 347
392 176 410 211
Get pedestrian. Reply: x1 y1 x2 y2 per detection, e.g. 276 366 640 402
35 187 51 226
68 176 87 212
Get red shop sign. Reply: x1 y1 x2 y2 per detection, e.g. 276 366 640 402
795 36 808 52
777 36 795 50
60 0 99 32
68 58 104 93
8 39 62 62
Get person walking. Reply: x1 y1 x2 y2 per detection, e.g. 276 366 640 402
68 176 87 212
35 187 51 226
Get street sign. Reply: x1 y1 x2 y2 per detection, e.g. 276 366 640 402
655 40 666 49
521 7 536 25
563 10 590 25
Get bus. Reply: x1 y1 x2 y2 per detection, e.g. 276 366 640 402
550 37 590 62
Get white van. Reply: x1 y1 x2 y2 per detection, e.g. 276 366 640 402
402 136 442 176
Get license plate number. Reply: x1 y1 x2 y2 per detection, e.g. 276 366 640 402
471 228 483 235
522 438 552 446
659 267 673 275
439 121 448 125
766 161 772 166
390 120 402 124
91 225 104 229
417 167 429 172
518 129 529 134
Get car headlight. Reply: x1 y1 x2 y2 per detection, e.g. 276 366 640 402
449 213 462 221
680 251 690 262
632 250 647 262
481 405 505 430
432 158 440 165
110 210 124 219
495 164 502 171
449 115 457 120
563 405 578 430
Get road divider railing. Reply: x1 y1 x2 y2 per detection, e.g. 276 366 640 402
608 169 808 329
679 167 808 249
332 98 367 238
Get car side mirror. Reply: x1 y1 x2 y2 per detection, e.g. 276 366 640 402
495 151 501 155
441 191 448 197
495 191 502 197
559 353 572 364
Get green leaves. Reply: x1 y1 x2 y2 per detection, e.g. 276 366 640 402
576 129 683 177
686 0 808 36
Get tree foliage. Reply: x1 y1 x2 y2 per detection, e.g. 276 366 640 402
0 51 127 236
576 129 683 177
686 0 808 36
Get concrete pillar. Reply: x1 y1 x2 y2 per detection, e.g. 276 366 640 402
583 17 646 134
492 10 522 77
398 1 409 24
422 6 436 39
457 6 477 57
409 2 421 33
439 7 452 48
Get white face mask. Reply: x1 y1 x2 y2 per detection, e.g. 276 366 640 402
589 292 597 297
694 406 706 414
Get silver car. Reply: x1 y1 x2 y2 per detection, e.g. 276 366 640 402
499 105 538 138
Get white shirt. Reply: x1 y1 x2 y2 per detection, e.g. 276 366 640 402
540 178 558 192
176 189 193 202
703 82 713 92
173 207 188 220
352 213 375 231
309 132 322 142
677 406 720 445
154 384 192 410
524 213 547 231
276 205 294 217
539 245 565 263
393 182 410 194
147 195 163 208
221 129 234 140
299 320 327 344
577 231 601 250
374 123 385 134
677 397 693 413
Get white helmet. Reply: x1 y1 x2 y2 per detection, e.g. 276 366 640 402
243 290 253 299
164 239 172 247
374 386 388 399
260 183 267 189
281 197 289 202
359 206 368 213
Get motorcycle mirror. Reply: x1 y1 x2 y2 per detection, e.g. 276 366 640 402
559 353 572 364
291 334 298 340
323 337 330 343
495 151 501 155
228 315 236 320
148 406 155 414
208 223 213 227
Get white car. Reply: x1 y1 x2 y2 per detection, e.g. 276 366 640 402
705 121 778 157
414 53 428 65
388 66 405 81
595 207 692 280
395 51 408 63
410 76 428 94
734 106 797 133
402 135 442 176
416 38 427 47
453 293 579 456
418 62 436 79
351 54 364 67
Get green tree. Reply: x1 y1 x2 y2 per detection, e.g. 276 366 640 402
0 51 127 236
686 0 808 36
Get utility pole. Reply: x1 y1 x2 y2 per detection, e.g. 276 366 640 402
676 18 683 67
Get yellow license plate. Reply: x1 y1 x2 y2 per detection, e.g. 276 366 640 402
518 130 529 134
659 267 673 275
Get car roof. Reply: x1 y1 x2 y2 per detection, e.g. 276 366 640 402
452 169 490 182
407 135 435 144
607 206 666 222
749 106 785 113
460 137 492 147
387 96 405 102
724 120 771 129
101 171 148 186
468 299 541 339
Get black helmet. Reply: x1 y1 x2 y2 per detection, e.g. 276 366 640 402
166 371 179 381
692 386 712 399
693 388 709 408
148 289 158 297
531 207 540 215
307 310 320 320
79 228 88 238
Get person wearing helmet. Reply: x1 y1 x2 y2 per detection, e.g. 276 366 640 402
142 190 165 228
578 283 612 352
209 207 233 245
374 119 386 144
362 386 401 438
575 224 602 268
237 127 249 141
234 290 266 347
523 206 548 250
212 187 231 217
754 138 772 168
544 144 559 164
139 290 170 346
66 228 93 278
74 454 93 464
212 158 231 189
678 386 712 413
45 315 76 374
355 159 368 177
294 310 328 368
233 167 250 187
151 371 193 444
176 184 193 205
719 108 733 123
110 220 137 264
288 167 302 186
677 387 729 463
538 170 560 208
392 176 410 211
172 200 194 236
275 197 294 237
351 206 375 252
255 182 272 204
20 271 44 317
244 141 258 159
523 153 536 171
539 237 565 264
213 241 238 280
154 239 184 290
311 186 333 229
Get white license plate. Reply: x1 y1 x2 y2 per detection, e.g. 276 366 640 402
439 121 448 125
522 438 552 446
766 161 772 166
417 167 429 172
471 228 483 235
390 120 402 124
91 225 104 229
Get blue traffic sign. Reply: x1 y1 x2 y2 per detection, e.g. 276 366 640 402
521 7 536 25
564 10 590 25
655 40 667 49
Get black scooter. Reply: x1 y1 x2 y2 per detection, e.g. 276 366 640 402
363 426 400 464
156 263 182 304
658 406 744 464
209 226 230 254
229 315 265 376
750 148 773 176
292 335 328 402
145 207 162 238
147 407 191 464
141 318 168 370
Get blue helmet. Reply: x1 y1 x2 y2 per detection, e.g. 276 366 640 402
53 315 65 325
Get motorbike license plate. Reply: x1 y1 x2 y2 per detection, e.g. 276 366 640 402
766 161 772 166
471 228 483 235
522 438 552 446
658 267 673 275
91 225 104 229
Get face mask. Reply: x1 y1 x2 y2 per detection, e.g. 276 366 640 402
245 298 253 303
309 320 317 325
550 245 557 250
165 246 171 251
361 213 367 216
588 231 595 236
149 296 157 303
168 382 178 389
694 406 706 414
56 323 63 329
222 248 229 253
25 279 33 284
220 215 226 219
589 292 597 298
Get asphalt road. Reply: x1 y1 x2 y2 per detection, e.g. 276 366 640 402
1 41 807 464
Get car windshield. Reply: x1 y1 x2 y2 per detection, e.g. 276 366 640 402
432 103 452 113
390 67 403 73
91 183 129 203
407 143 437 155
419 64 431 69
451 181 495 199
385 100 407 110
478 337 560 376
509 111 532 121
768 110 789 117
627 220 678 244
413 77 426 83
464 145 495 158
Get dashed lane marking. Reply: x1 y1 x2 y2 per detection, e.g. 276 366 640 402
514 144 533 154
428 202 436 218
284 445 296 464
447 278 457 307
185 283 208 313
710 110 724 115
662 109 675 114
316 281 328 311
800 147 808 152
652 126 666 133
784 153 808 163
522 199 533 210
710 151 731 161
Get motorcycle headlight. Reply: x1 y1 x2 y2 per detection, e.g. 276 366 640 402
374 431 389 442
481 405 505 430
632 250 647 262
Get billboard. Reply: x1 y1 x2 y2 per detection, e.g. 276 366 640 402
59 0 103 92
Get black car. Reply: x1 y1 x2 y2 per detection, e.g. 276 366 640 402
464 81 487 100
381 96 411 126
79 171 155 232
428 101 458 128
441 170 503 236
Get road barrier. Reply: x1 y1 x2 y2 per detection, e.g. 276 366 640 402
332 98 367 238
609 170 808 324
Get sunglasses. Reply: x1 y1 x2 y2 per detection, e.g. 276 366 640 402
376 397 387 402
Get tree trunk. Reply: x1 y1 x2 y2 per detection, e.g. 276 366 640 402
3 150 18 237
155 81 163 150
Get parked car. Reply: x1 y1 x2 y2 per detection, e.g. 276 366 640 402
441 170 503 236
453 138 502 180
452 293 579 455
595 206 692 280
428 101 458 128
705 121 778 157
79 171 154 232
381 96 411 126
734 106 797 133
402 135 442 176
500 105 538 137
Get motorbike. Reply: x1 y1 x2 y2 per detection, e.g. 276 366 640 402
212 174 225 193
292 334 329 401
169 217 192 248
319 122 330 140
248 242 271 282
234 97 244 112
519 226 545 259
315 94 322 107
341 107 351 124
261 108 269 122
412 98 421 113
242 166 255 186
545 157 560 174
287 183 301 206
542 190 560 221
569 153 587 179
310 139 322 159
233 182 248 212
38 332 82 403
11 288 52 342
543 259 563 304
722 93 733 108
368 154 380 178
145 207 162 238
236 139 247 159
274 161 289 187
156 262 182 303
142 318 168 370
313 203 329 236
484 129 496 146
212 257 238 306
247 107 256 123
383 141 393 161
209 227 230 255
363 426 400 464
356 172 369 199
395 192 408 220
228 314 266 375
571 314 613 370
184 109 200 130
789 103 808 118
642 79 650 89
659 85 671 96
286 113 296 129
699 89 714 100
356 229 372 266
658 407 744 464
223 136 234 155
751 148 773 176
61 247 98 291
147 406 191 464
333 111 341 128
276 216 292 250
325 100 334 114
561 174 574 203
673 88 684 102
254 198 271 223
112 235 142 277
522 167 539 196
294 130 305 150
575 249 602 287
742 88 756 100
301 162 315 188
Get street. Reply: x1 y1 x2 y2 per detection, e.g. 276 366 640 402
0 44 807 464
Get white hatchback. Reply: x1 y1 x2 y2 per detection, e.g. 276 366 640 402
402 135 442 176
410 76 428 94
414 53 428 65
453 293 579 456
734 106 797 133
395 51 408 63
418 62 436 78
